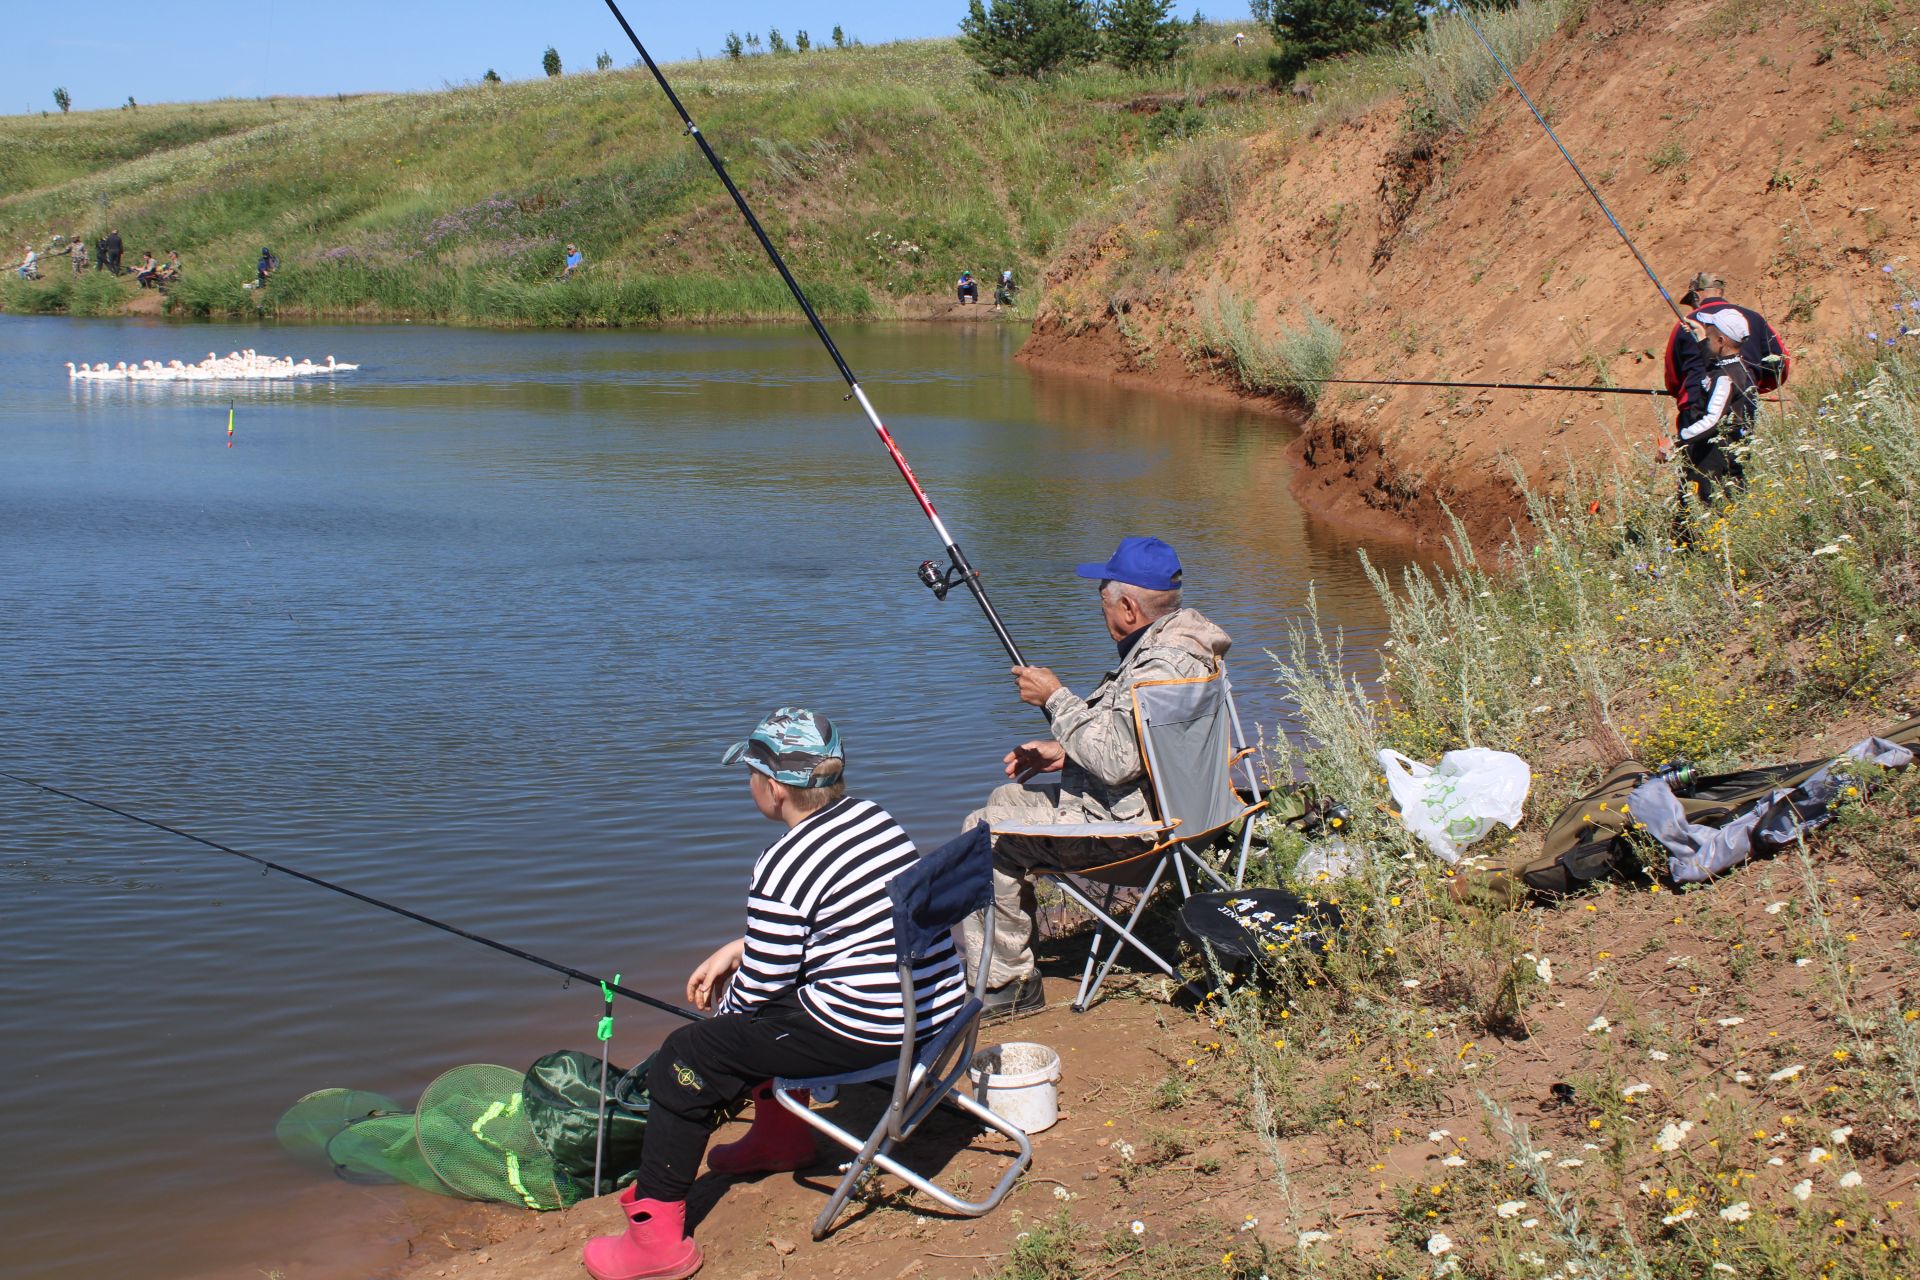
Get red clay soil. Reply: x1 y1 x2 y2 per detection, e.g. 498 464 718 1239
1019 0 1920 549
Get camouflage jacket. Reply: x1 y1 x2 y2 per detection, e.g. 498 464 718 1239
1042 608 1233 823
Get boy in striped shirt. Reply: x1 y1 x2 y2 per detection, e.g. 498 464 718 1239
583 707 965 1280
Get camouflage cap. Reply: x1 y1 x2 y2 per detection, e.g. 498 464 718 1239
721 706 845 788
1681 271 1726 304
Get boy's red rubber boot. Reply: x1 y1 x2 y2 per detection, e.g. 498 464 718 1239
706 1083 815 1175
581 1197 702 1280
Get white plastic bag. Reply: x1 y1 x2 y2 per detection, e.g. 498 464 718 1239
1377 748 1531 863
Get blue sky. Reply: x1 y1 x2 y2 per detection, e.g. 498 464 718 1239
8 0 1227 114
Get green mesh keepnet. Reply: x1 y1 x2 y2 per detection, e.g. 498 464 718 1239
274 1055 648 1211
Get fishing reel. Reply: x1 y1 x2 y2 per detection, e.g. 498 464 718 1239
917 559 971 601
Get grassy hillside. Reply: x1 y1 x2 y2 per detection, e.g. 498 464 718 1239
0 32 1294 325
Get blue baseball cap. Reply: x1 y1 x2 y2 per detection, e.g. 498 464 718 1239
722 706 845 788
1075 536 1183 591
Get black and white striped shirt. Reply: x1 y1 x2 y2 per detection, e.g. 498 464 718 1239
720 797 966 1045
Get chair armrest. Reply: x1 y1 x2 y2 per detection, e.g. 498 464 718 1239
985 818 1176 840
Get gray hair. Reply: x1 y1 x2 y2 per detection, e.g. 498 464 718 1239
1101 578 1182 620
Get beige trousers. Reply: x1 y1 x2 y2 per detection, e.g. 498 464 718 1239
959 782 1150 990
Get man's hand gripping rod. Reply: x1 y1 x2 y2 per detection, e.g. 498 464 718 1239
599 0 1025 668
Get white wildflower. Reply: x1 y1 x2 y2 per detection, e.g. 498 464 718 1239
1768 1157 1785 1166
1661 1207 1696 1225
1519 1251 1547 1267
1795 958 1813 967
1442 1154 1467 1167
1130 1220 1145 1235
1765 902 1788 914
1296 1230 1329 1249
1622 1082 1652 1098
1521 1218 1539 1228
1712 1266 1736 1276
1116 1141 1136 1163
1428 1129 1451 1142
1496 1200 1526 1219
1720 1202 1752 1222
1240 1216 1259 1232
1717 1016 1746 1027
1403 978 1421 989
1587 1016 1611 1034
1556 1158 1585 1169
1831 1126 1853 1144
1654 1120 1694 1152
1535 957 1553 984
1053 1185 1072 1200
1791 1179 1814 1202
1768 1064 1804 1082
1649 1050 1671 1062
1734 1070 1753 1083
1809 1147 1832 1164
1840 1171 1864 1189
1427 1233 1453 1255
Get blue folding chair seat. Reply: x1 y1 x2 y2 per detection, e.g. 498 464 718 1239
771 825 1034 1240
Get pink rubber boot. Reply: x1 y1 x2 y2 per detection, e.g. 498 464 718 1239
581 1197 702 1280
706 1083 815 1175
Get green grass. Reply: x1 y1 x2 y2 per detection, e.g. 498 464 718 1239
0 29 1288 326
1186 289 1343 407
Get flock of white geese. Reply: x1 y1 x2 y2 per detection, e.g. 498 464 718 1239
66 350 360 382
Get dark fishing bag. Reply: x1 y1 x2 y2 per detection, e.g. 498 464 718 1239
1520 717 1920 896
522 1049 654 1197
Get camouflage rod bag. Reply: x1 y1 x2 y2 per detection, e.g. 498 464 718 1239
1520 717 1920 896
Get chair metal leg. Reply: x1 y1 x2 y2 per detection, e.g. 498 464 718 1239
1045 858 1178 1011
774 1079 1033 1240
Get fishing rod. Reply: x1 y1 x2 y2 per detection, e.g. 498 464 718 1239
1449 1 1687 324
598 0 1025 667
1295 375 1667 396
0 769 702 1023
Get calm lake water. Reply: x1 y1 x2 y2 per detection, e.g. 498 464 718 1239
0 315 1405 1279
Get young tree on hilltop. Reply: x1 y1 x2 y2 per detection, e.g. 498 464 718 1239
724 31 745 59
745 32 762 51
53 87 71 113
542 46 562 77
831 24 847 48
482 68 501 84
595 50 613 70
1102 0 1186 70
959 0 1101 79
795 29 811 51
1265 0 1417 83
767 27 790 53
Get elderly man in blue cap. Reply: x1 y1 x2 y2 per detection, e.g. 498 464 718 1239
961 536 1232 1018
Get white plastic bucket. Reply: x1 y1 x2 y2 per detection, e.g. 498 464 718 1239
969 1041 1062 1134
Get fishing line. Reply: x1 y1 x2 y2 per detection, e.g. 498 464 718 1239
1295 376 1667 396
0 769 702 1023
598 0 1025 666
1449 1 1686 323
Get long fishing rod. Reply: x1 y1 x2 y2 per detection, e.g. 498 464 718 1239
0 769 702 1023
598 0 1024 666
1295 375 1667 396
1450 1 1687 324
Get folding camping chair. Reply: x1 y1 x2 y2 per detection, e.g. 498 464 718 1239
770 825 1033 1241
996 664 1267 1011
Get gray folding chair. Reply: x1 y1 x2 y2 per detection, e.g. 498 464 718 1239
996 664 1267 1011
770 824 1033 1240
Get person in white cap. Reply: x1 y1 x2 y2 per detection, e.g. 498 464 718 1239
1659 308 1756 522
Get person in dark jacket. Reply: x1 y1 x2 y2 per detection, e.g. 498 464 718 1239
1661 271 1788 443
103 229 124 274
1660 309 1758 536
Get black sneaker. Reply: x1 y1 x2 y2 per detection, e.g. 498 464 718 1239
980 975 1046 1021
